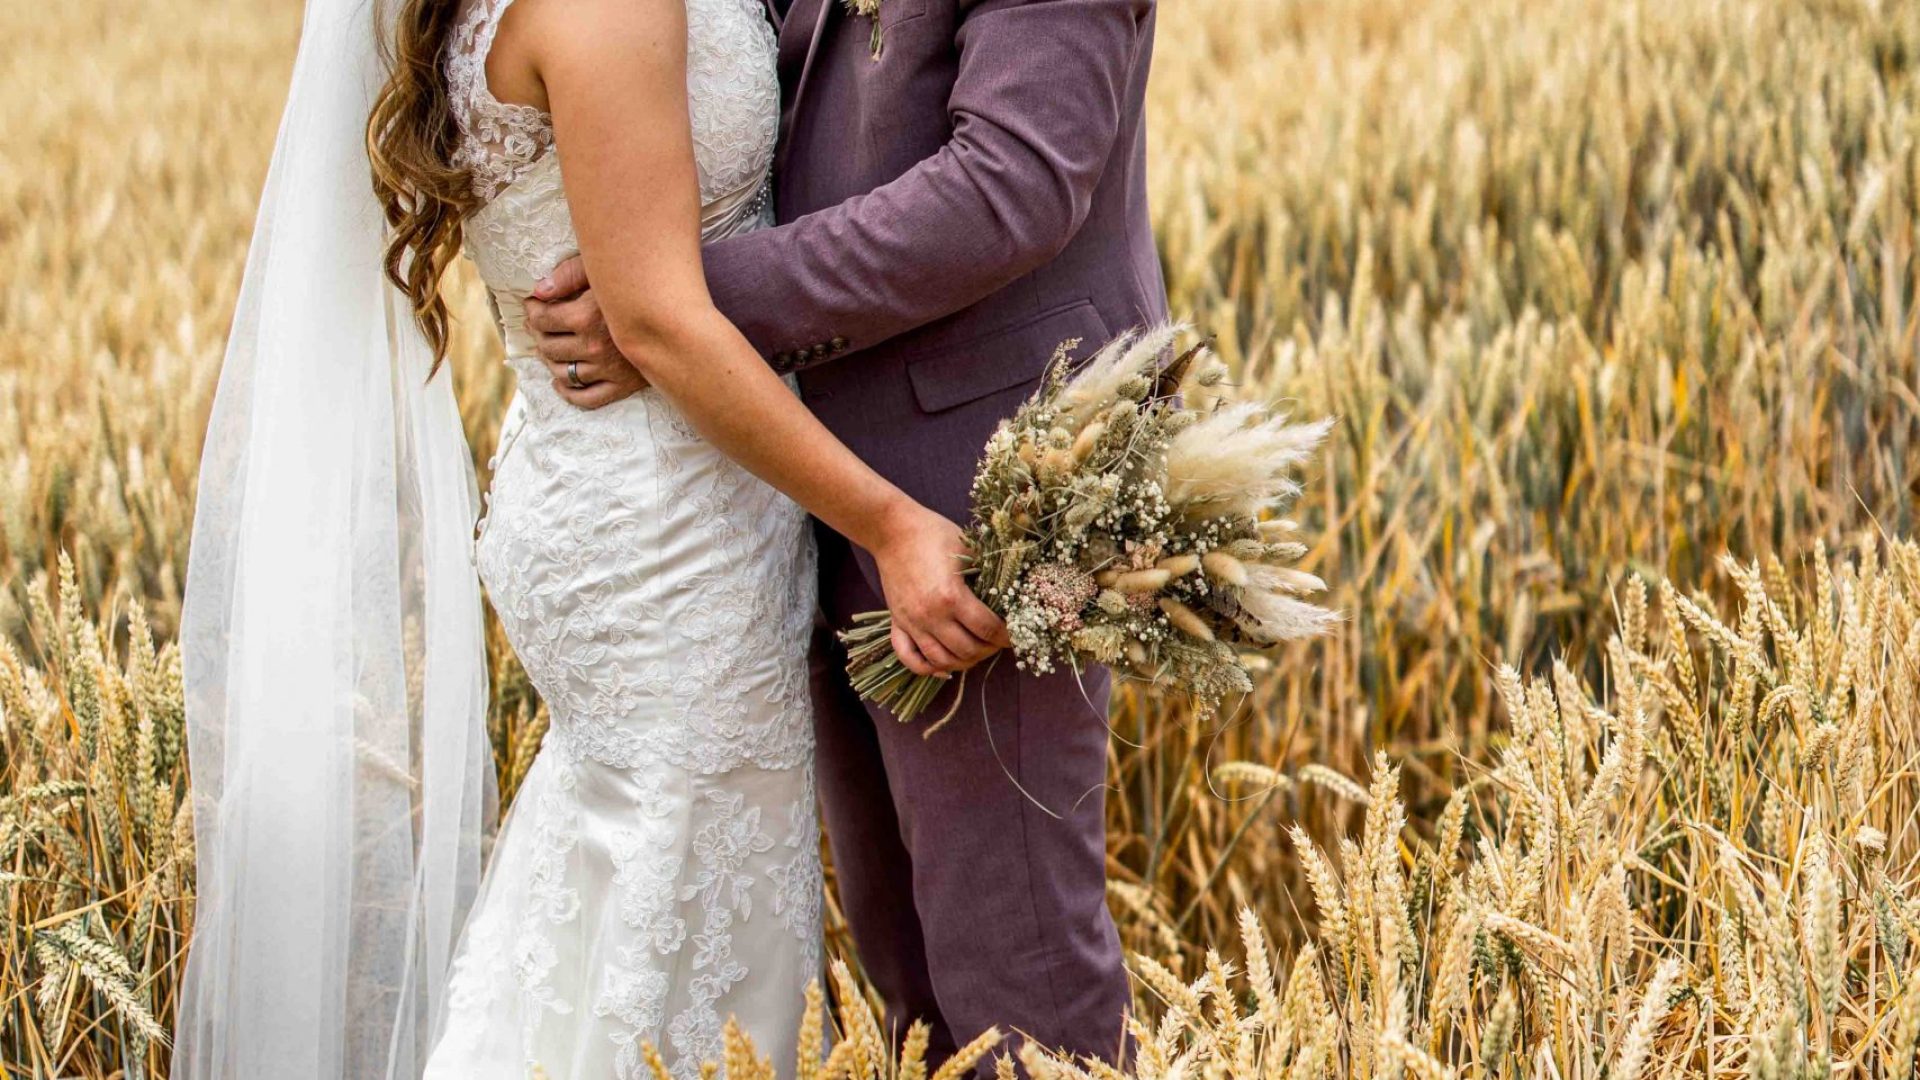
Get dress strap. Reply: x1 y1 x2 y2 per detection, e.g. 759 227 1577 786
445 0 557 202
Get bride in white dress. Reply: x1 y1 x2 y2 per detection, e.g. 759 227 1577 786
423 0 820 1072
171 0 1004 1074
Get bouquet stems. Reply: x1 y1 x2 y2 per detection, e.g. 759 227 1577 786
839 611 966 728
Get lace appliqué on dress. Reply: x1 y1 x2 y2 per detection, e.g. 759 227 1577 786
445 0 556 201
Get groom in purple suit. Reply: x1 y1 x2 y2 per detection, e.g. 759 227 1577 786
526 0 1166 1066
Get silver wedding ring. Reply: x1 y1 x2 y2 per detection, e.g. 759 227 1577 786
566 361 587 390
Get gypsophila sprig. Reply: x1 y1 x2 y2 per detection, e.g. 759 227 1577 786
838 324 1335 727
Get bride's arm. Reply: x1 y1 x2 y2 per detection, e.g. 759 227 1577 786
520 0 1005 675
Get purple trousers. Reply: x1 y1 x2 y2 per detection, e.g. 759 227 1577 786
810 525 1129 1071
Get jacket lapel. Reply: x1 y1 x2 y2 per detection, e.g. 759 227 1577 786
774 0 835 173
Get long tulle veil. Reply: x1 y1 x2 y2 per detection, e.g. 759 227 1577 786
171 0 496 1073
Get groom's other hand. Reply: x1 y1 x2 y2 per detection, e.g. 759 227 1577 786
526 257 647 408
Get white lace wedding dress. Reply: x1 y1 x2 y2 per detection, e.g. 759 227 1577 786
422 0 822 1076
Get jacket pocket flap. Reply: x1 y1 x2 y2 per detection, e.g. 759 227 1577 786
906 301 1111 414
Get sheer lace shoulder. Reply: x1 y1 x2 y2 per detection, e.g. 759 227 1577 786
446 0 555 202
445 0 779 210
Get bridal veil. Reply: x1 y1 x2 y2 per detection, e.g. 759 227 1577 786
173 0 495 1074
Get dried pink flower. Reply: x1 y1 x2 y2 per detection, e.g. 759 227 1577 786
1025 562 1097 625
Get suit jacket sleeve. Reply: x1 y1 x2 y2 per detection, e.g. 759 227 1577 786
702 0 1153 369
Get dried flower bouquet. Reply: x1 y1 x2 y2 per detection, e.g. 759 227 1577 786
839 324 1334 727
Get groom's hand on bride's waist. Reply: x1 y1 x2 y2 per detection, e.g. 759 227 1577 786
526 256 648 410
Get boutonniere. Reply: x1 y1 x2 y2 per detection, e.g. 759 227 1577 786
843 0 884 58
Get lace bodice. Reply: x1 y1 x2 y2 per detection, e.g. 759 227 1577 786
446 0 779 208
446 0 783 405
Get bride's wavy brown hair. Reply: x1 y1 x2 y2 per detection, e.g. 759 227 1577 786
368 0 477 371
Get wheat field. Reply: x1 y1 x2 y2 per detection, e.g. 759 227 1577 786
4 0 1919 1075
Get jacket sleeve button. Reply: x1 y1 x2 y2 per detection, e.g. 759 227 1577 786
830 336 849 351
811 343 831 359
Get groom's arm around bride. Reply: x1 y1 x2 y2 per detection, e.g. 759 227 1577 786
530 0 1166 1068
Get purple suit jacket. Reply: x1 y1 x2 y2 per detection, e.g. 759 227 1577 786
704 0 1167 525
